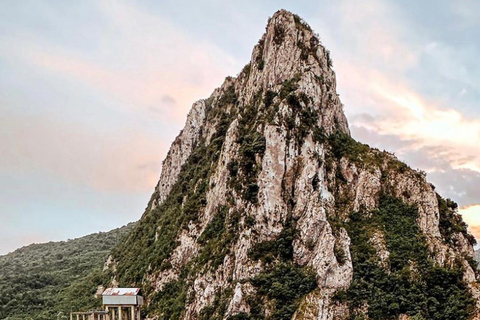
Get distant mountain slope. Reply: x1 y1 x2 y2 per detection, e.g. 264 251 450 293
475 249 480 268
0 223 134 320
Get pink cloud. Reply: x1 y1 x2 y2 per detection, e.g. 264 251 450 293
459 205 480 240
29 51 211 125
19 0 240 125
0 233 49 255
322 0 480 178
351 71 480 174
0 112 166 193
335 0 419 69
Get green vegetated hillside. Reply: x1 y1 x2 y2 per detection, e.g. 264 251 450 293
0 223 134 320
337 195 476 320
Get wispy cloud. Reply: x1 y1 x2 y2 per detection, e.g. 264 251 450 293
350 74 480 173
1 0 240 124
312 0 480 239
319 0 480 180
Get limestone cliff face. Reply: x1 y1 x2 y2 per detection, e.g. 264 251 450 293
106 10 480 320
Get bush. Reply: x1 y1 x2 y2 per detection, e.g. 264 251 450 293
195 206 240 270
437 194 476 246
147 280 188 319
279 75 300 99
248 218 296 263
263 90 277 108
250 263 317 320
326 50 333 68
273 25 285 45
241 63 251 77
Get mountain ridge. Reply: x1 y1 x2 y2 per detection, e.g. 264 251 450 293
102 9 480 320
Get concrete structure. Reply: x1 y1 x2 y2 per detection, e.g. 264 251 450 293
102 288 143 320
70 310 109 320
70 288 143 320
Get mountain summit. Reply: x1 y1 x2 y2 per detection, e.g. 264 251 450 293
103 10 480 320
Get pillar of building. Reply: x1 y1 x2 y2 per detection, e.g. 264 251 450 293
137 308 140 320
118 307 122 320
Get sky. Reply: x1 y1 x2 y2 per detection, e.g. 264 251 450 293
0 0 479 255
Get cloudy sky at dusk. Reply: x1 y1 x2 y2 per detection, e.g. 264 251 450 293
1 0 479 255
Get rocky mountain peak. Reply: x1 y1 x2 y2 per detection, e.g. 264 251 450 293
154 10 349 206
103 10 480 320
236 9 350 136
252 9 330 84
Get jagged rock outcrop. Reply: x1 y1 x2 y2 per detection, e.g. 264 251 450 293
105 10 480 320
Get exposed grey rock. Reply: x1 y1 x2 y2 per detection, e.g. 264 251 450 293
106 9 480 320
155 100 207 207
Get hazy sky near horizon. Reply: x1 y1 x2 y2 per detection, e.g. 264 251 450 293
1 0 479 255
